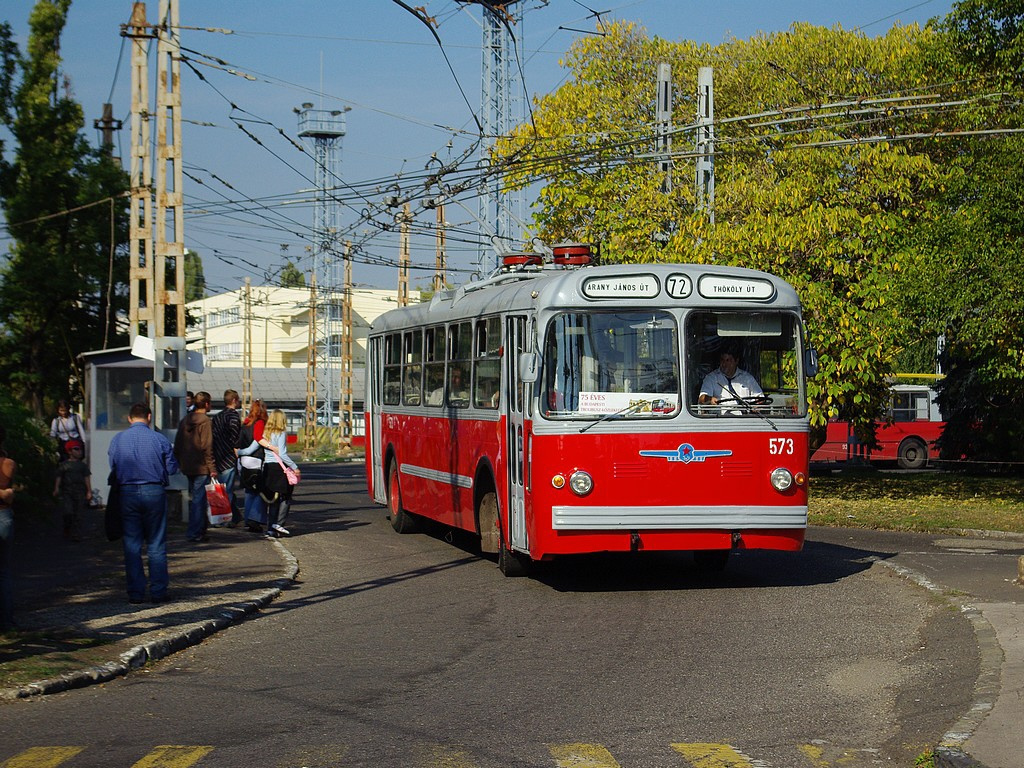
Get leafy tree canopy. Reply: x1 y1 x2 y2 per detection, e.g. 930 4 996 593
0 0 129 417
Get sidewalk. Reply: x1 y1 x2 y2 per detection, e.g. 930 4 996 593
0 500 296 700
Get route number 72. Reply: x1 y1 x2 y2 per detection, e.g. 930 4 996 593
769 437 794 455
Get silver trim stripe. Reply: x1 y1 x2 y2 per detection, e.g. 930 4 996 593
401 463 474 489
551 505 807 530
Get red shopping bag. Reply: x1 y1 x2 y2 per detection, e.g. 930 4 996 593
206 481 232 525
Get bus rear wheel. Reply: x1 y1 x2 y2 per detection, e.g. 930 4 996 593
897 438 928 470
388 462 419 533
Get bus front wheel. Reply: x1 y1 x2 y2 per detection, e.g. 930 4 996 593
480 491 529 577
897 438 928 470
388 462 419 533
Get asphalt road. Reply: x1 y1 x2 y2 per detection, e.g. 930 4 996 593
0 463 977 768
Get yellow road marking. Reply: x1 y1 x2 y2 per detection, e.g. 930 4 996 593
798 743 867 766
421 744 478 768
2 747 85 768
131 746 214 768
670 743 753 768
548 743 622 768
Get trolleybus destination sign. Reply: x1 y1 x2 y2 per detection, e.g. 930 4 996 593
581 274 660 299
698 275 776 300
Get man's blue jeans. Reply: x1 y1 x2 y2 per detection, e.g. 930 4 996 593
186 474 210 540
120 483 169 601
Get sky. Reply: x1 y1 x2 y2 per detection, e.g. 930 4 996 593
1 0 955 294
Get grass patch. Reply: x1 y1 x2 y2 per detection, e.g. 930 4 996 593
0 629 118 689
810 470 1024 534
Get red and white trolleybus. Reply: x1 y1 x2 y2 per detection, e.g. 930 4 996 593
365 245 818 575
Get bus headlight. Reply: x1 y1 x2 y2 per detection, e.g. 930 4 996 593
569 470 593 496
770 467 794 492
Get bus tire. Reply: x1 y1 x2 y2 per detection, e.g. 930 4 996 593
480 491 530 577
388 461 419 533
897 438 928 470
693 550 730 572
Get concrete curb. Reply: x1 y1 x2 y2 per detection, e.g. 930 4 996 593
874 559 998 768
0 539 299 702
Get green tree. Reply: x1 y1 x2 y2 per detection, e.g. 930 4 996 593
279 259 305 288
500 21 947 440
184 249 206 302
0 1 129 417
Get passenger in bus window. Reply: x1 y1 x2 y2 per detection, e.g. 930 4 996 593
698 348 763 406
449 366 469 404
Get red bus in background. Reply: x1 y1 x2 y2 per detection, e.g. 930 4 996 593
365 246 819 575
810 384 945 470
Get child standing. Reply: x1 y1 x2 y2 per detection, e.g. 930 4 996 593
53 439 92 541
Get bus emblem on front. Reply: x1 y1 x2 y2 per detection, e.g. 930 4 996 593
639 443 733 463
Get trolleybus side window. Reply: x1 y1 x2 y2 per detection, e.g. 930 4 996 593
403 329 422 406
383 333 402 406
542 310 680 419
474 317 501 409
448 322 472 408
424 326 446 406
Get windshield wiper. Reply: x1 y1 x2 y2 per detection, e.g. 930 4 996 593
578 399 650 433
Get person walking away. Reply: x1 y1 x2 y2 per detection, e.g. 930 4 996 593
0 424 17 630
53 439 92 541
108 402 179 604
211 389 242 527
174 391 217 543
238 399 269 533
260 410 300 537
50 399 85 461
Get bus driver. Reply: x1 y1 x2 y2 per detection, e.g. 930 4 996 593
698 348 763 406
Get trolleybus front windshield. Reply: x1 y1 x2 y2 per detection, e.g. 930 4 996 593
542 310 681 419
540 308 807 420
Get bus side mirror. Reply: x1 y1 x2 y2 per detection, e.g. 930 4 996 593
519 352 539 383
805 348 819 378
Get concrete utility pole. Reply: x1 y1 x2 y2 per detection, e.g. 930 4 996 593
398 203 410 307
304 274 318 455
242 278 253 411
695 66 715 225
94 102 123 154
434 203 447 292
656 63 673 194
339 242 354 452
123 2 154 341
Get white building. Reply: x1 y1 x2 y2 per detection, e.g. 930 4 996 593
186 285 418 368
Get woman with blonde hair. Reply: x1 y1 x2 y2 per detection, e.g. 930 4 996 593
237 399 271 533
259 410 300 537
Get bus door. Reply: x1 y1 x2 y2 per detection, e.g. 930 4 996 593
368 336 386 504
505 315 529 551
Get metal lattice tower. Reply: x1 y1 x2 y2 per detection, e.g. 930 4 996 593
462 1 527 270
297 103 347 425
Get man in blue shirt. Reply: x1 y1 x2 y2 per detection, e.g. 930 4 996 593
108 402 180 604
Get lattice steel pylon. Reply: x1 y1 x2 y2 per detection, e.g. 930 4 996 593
460 1 528 271
297 103 348 425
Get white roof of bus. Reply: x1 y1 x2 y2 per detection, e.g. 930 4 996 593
370 262 802 334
